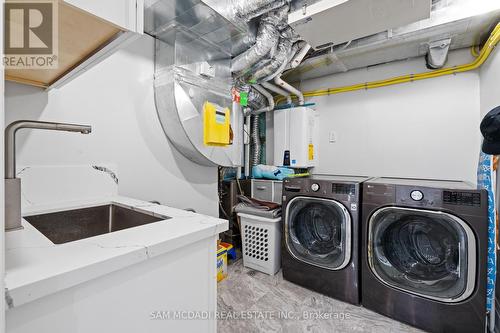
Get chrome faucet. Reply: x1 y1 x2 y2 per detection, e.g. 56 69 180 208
5 121 92 231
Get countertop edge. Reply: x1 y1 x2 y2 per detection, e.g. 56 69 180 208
6 197 229 309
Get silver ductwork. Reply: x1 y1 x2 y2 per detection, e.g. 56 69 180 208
246 30 295 83
232 0 289 21
264 41 302 81
147 0 248 167
231 5 290 74
235 82 267 110
154 40 242 167
146 0 310 168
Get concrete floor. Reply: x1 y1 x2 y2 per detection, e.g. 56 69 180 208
217 260 424 333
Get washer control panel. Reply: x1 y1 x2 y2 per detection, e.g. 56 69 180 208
396 187 441 207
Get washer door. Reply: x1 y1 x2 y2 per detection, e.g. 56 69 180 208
368 207 476 303
285 197 352 270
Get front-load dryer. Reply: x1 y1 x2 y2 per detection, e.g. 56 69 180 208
282 175 371 305
362 177 488 333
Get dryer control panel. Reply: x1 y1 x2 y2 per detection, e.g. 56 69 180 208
396 187 442 207
332 183 356 196
443 191 481 207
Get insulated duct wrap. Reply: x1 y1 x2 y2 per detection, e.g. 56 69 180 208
262 41 301 81
231 5 290 74
247 30 296 83
248 87 267 109
231 0 288 21
234 81 267 110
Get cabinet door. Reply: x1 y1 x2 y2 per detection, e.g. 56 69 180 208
63 0 143 32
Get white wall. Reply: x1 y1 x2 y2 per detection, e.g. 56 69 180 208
480 43 500 117
277 49 482 184
5 35 218 217
1 0 5 331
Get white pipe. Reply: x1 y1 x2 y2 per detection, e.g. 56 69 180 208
290 43 311 68
233 100 244 178
252 84 275 114
262 82 291 104
274 76 304 105
244 115 251 177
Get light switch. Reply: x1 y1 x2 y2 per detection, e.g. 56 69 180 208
329 131 337 143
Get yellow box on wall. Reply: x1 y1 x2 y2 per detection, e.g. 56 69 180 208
203 101 230 147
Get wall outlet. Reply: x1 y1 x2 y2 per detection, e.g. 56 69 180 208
329 131 337 143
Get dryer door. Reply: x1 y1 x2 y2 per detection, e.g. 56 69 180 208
368 207 476 303
285 197 352 270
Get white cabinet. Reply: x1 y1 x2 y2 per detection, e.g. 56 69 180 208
288 0 431 48
5 0 144 89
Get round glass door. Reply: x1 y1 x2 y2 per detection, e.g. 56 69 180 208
368 207 476 302
285 197 351 270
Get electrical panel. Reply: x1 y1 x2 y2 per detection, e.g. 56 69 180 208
273 106 316 168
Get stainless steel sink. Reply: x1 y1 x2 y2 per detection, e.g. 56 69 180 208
24 204 171 244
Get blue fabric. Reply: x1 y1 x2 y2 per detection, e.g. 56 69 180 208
252 165 295 180
477 151 496 312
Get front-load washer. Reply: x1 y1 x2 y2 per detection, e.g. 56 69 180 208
282 175 371 305
362 177 488 333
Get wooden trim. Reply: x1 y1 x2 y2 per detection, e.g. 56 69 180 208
5 1 123 88
4 75 49 88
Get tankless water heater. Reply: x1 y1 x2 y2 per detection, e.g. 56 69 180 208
273 106 316 168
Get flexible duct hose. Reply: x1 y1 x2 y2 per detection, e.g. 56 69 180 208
251 115 261 169
245 30 294 83
233 0 288 21
231 5 289 74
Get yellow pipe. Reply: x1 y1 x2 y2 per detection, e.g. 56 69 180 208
471 45 480 57
276 23 500 104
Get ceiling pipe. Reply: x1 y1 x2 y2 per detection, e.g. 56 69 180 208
262 82 291 104
275 76 304 105
290 42 311 68
244 115 251 177
252 84 275 114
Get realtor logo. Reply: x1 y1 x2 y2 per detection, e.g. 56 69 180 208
4 0 58 69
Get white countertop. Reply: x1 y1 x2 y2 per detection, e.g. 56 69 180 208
5 196 228 309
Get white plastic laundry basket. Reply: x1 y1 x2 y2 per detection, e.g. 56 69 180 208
238 213 282 275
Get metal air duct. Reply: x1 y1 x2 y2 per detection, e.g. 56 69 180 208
147 0 250 167
231 5 290 74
